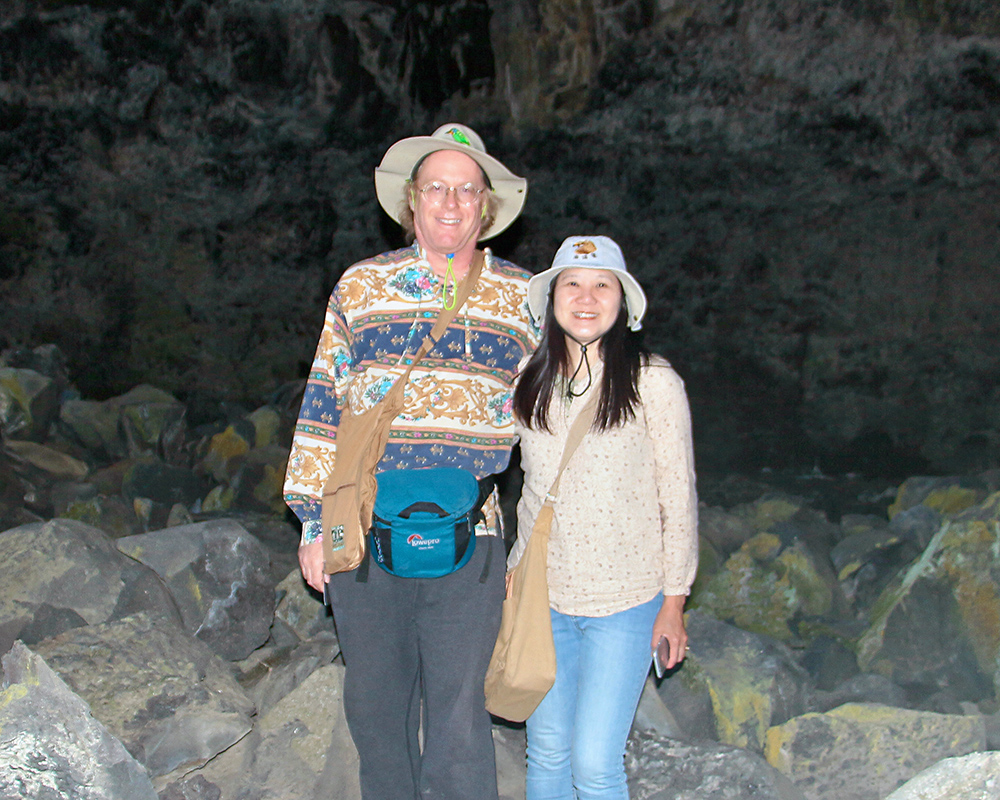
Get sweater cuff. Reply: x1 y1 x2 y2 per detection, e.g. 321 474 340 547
300 518 323 546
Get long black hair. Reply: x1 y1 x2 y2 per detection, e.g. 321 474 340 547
514 287 649 432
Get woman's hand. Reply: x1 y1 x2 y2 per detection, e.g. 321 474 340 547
651 594 688 671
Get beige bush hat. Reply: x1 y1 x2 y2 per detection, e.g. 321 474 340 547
528 235 647 331
374 123 527 240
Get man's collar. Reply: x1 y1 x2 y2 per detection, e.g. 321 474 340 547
412 242 490 273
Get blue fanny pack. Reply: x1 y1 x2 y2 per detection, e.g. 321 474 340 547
370 468 492 579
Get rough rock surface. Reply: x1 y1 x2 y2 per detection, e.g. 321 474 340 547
0 641 158 800
662 609 812 751
764 703 987 800
883 751 1000 800
0 471 999 797
31 611 256 780
3 360 1000 797
856 492 1000 703
117 518 277 660
2 0 1000 476
0 517 183 655
173 663 359 800
626 729 807 800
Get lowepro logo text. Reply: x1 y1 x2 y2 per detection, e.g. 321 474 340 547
406 533 441 548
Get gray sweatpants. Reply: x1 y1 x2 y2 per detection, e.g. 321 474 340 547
326 536 506 800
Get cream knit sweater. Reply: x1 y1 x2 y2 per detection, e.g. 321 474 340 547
510 355 699 617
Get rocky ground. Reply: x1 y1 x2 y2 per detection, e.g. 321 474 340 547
2 347 999 799
2 0 1000 478
3 1 1000 796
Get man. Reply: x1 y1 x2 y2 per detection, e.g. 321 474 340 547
284 123 537 800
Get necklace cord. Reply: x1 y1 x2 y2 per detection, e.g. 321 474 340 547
442 253 458 310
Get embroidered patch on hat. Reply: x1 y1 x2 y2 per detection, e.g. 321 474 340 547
573 240 598 257
447 127 472 146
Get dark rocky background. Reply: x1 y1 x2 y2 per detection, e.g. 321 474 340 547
2 0 999 485
3 5 1000 797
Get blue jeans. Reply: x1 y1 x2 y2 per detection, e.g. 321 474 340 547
525 594 661 800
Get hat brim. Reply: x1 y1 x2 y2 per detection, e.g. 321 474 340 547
374 137 527 240
527 265 647 331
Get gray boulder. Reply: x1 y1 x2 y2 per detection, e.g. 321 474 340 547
31 611 256 781
831 514 920 612
634 676 685 739
626 729 806 800
887 502 946 552
883 751 1000 800
697 504 757 557
857 493 1000 703
888 476 990 518
0 443 40 531
57 491 144 539
0 366 60 441
658 610 813 750
764 702 986 800
692 527 840 643
274 566 335 642
232 513 301 582
237 637 339 718
174 662 357 800
810 673 908 714
121 456 207 509
117 518 277 660
0 518 183 655
3 439 89 482
0 641 158 800
796 632 861 693
60 384 186 461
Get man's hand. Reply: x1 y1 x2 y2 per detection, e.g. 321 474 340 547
299 539 328 593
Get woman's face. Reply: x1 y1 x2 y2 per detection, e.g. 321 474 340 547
552 268 623 348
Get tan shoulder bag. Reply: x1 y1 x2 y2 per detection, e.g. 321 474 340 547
484 388 599 721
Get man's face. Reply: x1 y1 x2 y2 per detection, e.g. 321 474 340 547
409 150 487 259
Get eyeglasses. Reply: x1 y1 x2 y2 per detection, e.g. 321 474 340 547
414 181 488 206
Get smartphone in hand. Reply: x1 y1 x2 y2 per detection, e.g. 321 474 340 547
652 636 670 678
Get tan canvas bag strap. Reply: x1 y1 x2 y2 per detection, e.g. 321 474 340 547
332 249 485 423
318 251 485 570
375 250 485 410
528 387 599 552
543 388 600 508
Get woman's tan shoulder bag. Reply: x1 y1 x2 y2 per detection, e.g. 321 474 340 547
484 389 599 721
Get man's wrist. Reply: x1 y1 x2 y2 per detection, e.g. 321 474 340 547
300 519 322 546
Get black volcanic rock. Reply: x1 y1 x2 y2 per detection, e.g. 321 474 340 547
1 0 1000 477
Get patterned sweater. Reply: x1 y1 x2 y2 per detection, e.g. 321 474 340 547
284 244 539 543
511 357 699 616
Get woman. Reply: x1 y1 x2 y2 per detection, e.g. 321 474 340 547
510 235 699 800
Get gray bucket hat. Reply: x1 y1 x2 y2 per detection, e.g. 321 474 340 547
374 123 527 240
527 236 647 331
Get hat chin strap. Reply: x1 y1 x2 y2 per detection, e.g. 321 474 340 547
565 333 601 398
